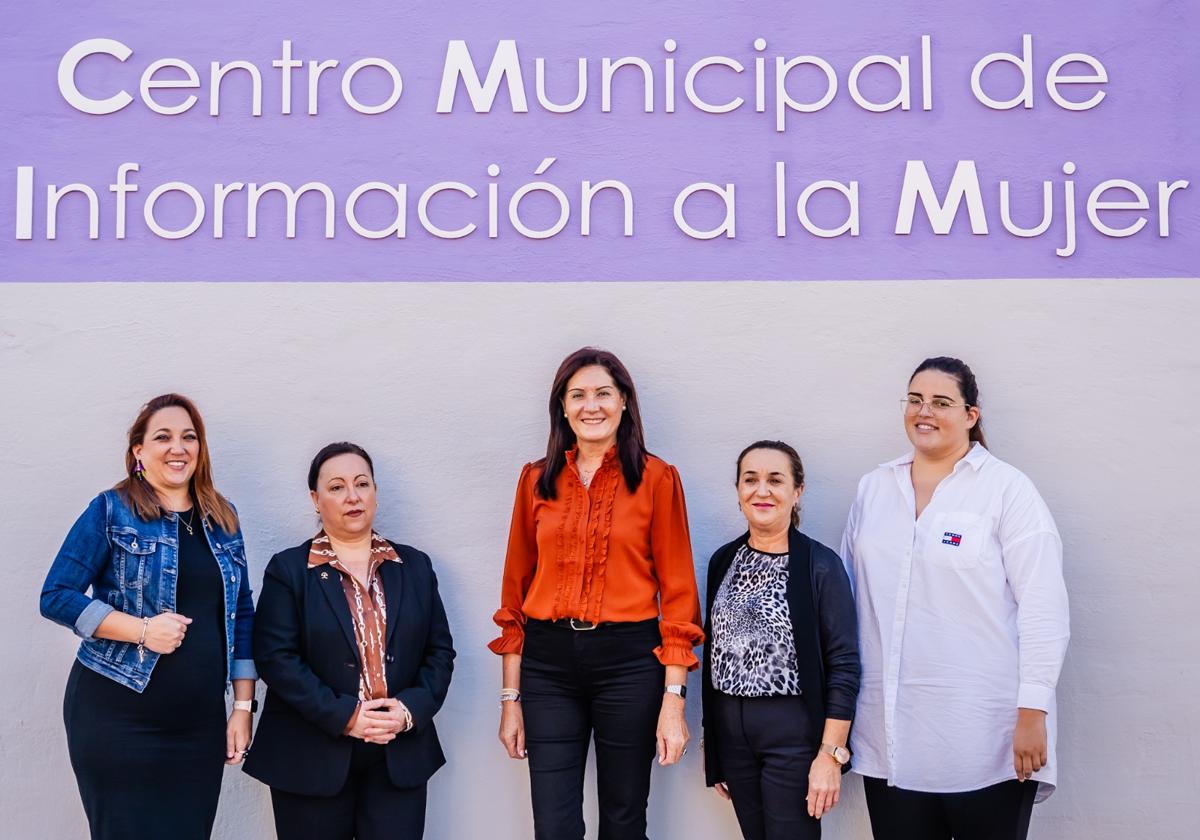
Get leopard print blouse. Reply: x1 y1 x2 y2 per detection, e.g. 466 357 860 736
710 544 801 697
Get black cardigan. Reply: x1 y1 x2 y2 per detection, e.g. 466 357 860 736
701 528 859 787
244 539 455 796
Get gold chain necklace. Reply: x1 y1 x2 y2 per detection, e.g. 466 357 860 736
178 507 196 536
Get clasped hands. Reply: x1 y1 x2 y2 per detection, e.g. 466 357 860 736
348 697 412 745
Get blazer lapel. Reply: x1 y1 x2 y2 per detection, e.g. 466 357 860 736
380 549 405 651
314 566 359 658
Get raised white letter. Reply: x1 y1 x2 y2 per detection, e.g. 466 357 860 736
1046 53 1107 111
437 40 528 113
674 183 736 239
140 58 201 115
971 34 1033 110
341 58 403 115
895 160 988 235
58 38 133 115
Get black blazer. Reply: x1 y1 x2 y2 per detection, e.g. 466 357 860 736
244 539 455 796
701 528 859 787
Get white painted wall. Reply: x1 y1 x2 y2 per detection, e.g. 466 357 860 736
2 280 1197 839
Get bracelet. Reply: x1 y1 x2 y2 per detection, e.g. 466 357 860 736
499 689 521 705
136 617 150 663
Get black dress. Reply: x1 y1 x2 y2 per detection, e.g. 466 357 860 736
64 515 229 840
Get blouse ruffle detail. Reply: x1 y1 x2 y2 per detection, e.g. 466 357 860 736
488 453 704 666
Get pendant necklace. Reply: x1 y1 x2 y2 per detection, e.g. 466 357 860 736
178 507 196 536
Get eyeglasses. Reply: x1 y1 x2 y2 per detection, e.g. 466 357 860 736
900 396 971 415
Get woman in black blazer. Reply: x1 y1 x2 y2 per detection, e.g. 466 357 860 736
701 441 859 840
244 442 455 840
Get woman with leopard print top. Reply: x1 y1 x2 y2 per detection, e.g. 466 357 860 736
701 440 859 840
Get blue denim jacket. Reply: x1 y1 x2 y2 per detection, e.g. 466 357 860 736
40 489 257 692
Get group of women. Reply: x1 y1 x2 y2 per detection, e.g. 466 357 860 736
40 348 1069 840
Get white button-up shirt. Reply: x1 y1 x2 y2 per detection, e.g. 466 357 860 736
841 443 1069 801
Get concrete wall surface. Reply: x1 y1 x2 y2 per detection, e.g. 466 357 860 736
2 279 1197 839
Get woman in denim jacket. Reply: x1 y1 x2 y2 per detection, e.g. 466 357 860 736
40 393 256 840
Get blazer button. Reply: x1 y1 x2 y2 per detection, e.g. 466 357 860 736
345 661 356 668
385 654 395 663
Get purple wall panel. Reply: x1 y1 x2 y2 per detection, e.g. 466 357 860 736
1 0 1196 280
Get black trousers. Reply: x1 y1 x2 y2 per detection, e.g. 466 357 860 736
714 692 821 840
270 741 427 840
520 619 665 840
862 775 1037 840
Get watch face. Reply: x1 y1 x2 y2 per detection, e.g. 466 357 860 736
834 746 850 764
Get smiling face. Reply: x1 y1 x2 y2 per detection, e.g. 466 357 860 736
905 369 980 457
311 453 378 541
131 406 199 503
562 364 626 449
737 447 802 535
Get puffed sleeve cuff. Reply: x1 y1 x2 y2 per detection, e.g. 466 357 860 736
230 658 258 681
74 599 114 640
487 607 526 655
654 621 705 670
1017 683 1054 713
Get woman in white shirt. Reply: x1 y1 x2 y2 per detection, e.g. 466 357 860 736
841 357 1070 840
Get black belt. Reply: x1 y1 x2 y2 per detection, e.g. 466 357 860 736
545 617 606 631
532 617 658 633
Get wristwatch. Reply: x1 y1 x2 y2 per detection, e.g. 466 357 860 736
232 699 259 713
820 743 850 765
664 684 687 699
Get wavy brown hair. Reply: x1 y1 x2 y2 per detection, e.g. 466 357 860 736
536 347 650 500
115 393 238 533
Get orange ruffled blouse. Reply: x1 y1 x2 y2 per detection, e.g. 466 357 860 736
489 447 704 669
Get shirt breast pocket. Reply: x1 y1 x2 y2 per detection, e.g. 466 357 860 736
927 512 989 570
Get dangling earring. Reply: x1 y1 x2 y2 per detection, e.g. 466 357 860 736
134 459 145 480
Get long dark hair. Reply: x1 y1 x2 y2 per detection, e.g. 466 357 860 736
909 356 987 448
735 440 805 528
536 347 649 500
115 393 238 533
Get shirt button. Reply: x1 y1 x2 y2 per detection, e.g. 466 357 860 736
228 646 234 653
229 612 235 619
229 575 236 583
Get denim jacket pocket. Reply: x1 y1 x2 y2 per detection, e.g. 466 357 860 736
109 528 157 614
221 538 248 567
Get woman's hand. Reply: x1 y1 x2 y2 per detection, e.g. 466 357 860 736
142 612 192 654
656 693 688 765
807 752 842 818
498 701 526 759
355 698 408 744
225 710 251 765
1013 708 1048 781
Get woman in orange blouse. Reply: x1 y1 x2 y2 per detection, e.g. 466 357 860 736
490 347 704 840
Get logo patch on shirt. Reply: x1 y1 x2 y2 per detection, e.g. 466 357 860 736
942 532 963 547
